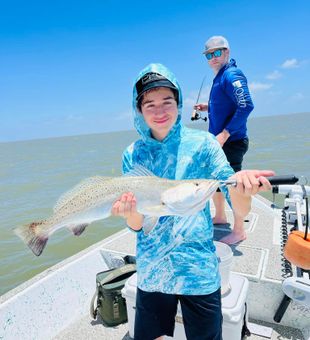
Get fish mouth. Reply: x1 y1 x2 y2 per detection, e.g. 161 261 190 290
196 186 207 194
196 181 220 194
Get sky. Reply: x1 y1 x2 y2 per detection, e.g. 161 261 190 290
1 0 310 142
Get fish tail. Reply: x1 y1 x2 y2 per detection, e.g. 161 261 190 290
14 220 49 256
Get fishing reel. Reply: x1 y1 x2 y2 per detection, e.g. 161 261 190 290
191 76 208 123
191 110 208 122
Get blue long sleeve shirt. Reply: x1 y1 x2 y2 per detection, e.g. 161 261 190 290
208 59 254 142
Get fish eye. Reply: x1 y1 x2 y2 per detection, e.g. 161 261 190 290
195 183 199 186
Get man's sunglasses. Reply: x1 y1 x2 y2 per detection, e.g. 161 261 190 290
205 49 226 60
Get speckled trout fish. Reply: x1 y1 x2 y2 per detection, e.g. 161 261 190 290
14 166 222 256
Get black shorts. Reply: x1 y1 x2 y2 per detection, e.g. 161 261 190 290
134 287 222 340
223 138 249 173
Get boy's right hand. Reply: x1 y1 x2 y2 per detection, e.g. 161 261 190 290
194 103 208 111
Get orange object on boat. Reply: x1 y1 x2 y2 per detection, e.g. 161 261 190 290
284 230 310 270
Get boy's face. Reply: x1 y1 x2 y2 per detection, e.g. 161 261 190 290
140 87 178 141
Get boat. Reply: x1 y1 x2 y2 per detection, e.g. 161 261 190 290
0 182 309 340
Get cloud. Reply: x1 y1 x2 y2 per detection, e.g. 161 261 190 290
266 70 282 80
281 58 299 69
249 82 273 93
290 92 304 101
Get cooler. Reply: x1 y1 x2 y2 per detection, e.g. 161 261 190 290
214 241 234 295
121 272 249 340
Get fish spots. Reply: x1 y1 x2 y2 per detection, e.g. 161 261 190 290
29 220 44 230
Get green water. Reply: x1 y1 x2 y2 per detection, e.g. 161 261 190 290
0 130 138 295
0 113 309 296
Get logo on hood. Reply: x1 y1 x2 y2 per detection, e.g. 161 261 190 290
141 73 166 85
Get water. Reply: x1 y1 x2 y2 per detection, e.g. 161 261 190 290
0 113 309 296
0 130 138 296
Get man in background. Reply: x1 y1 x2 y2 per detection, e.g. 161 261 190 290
194 35 254 244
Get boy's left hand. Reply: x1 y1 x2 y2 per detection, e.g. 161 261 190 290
230 170 275 196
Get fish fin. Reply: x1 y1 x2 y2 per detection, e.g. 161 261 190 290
143 216 159 235
14 221 48 256
124 164 156 177
54 176 111 212
68 223 89 236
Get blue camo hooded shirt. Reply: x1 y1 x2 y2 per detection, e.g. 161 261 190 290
122 63 234 295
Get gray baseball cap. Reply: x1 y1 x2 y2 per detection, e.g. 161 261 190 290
203 36 230 54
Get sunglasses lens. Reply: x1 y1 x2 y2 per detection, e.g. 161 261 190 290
214 49 222 57
206 49 223 60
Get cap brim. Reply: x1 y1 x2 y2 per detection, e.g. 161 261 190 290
137 80 177 100
203 46 229 55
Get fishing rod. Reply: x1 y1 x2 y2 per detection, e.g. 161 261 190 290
220 175 299 188
191 76 208 122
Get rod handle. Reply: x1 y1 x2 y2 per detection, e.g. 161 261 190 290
191 110 199 121
266 175 299 186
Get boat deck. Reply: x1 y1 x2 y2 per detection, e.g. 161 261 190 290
1 196 309 340
53 196 308 340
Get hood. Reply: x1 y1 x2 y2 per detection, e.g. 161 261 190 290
132 63 183 144
216 58 237 79
225 58 237 70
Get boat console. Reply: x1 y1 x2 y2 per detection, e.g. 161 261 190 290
272 181 310 322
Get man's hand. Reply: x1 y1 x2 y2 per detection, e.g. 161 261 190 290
111 192 143 231
216 129 230 147
194 103 208 111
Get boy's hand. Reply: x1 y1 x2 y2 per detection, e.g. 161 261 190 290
111 192 138 218
230 170 275 197
228 169 275 220
112 192 144 231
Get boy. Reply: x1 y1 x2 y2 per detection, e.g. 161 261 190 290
112 63 273 340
